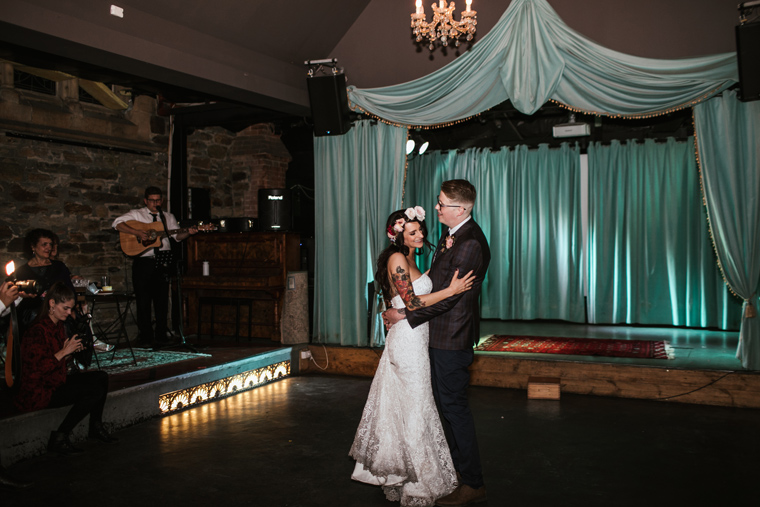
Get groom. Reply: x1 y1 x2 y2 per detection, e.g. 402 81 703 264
385 179 490 506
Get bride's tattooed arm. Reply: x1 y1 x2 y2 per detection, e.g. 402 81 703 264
392 265 425 310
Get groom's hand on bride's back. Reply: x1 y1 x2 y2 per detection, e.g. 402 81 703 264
382 308 405 330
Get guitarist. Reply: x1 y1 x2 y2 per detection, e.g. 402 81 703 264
113 186 197 350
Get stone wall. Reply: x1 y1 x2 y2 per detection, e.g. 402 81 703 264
187 123 291 220
0 92 169 289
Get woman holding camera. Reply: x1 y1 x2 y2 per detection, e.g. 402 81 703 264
14 282 116 455
14 229 75 337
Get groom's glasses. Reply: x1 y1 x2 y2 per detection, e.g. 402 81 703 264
437 199 462 209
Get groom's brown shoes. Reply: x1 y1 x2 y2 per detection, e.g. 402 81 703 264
436 484 487 506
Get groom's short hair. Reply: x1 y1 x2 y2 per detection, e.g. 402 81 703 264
441 179 476 207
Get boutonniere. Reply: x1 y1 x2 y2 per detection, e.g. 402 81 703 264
440 234 456 254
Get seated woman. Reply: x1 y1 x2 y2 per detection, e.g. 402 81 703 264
14 228 113 352
14 228 75 337
14 282 117 455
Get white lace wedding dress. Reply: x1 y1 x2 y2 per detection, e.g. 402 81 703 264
349 274 457 507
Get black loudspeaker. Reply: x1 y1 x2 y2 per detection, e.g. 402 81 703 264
307 73 352 136
187 187 211 221
258 188 292 231
736 23 760 102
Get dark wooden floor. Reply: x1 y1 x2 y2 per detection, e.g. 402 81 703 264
2 374 758 506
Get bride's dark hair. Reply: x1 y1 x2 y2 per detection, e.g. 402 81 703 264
375 209 433 304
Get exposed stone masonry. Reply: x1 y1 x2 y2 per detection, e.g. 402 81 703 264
1 76 291 295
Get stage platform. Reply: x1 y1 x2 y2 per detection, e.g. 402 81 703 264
298 320 760 409
0 340 298 466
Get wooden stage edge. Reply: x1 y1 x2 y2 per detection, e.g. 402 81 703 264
298 345 760 409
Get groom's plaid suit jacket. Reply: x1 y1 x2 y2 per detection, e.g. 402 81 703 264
407 219 490 350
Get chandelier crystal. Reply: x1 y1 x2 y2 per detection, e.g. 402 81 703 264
411 0 477 51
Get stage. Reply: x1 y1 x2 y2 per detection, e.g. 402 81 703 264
298 320 760 409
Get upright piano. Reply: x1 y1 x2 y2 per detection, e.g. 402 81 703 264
182 231 301 341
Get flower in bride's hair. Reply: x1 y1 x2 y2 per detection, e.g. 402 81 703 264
404 206 426 221
393 219 406 233
387 225 397 243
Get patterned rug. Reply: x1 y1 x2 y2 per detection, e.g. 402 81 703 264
90 348 212 375
475 335 673 360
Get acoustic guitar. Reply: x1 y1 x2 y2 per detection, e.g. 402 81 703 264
119 220 216 256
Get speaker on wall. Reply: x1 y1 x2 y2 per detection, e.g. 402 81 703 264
736 23 760 102
307 73 352 136
258 188 292 231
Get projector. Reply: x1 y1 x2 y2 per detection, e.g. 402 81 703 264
552 122 590 138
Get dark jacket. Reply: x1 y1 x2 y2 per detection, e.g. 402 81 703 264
406 219 491 350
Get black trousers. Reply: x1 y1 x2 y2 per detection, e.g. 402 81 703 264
48 370 109 434
132 257 169 342
429 347 484 489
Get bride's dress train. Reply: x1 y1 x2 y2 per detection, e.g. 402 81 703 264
349 274 456 507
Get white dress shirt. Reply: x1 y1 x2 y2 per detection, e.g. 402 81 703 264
112 207 181 258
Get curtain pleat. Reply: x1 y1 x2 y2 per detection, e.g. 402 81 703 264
587 138 741 328
314 121 406 346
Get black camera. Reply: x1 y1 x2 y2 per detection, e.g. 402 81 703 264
67 311 94 347
14 279 41 295
66 310 95 369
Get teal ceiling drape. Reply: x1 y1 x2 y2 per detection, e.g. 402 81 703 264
347 0 737 124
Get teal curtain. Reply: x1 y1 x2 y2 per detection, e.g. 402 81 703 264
348 0 736 123
694 91 760 369
587 138 741 329
314 120 407 346
405 144 584 321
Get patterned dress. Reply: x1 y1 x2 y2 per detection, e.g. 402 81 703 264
349 274 457 507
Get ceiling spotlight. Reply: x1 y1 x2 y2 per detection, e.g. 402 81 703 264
418 141 429 155
406 139 416 155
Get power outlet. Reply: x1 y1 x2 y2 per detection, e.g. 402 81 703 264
300 350 312 360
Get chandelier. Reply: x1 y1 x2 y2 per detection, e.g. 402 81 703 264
411 0 477 51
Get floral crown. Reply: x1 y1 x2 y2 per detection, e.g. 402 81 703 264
387 206 426 244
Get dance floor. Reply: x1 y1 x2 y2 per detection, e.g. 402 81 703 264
3 374 758 506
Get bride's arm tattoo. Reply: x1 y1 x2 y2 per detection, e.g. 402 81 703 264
392 265 424 310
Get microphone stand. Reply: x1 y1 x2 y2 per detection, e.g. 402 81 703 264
157 208 197 353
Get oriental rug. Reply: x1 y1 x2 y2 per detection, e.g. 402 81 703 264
92 348 212 375
475 335 673 360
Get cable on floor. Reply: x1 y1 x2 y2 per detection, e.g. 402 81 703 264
656 371 736 400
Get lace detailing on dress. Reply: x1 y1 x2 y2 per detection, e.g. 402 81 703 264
349 274 457 507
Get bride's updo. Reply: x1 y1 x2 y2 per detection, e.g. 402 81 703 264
375 207 432 304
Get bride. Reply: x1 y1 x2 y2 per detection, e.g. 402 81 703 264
350 206 475 507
